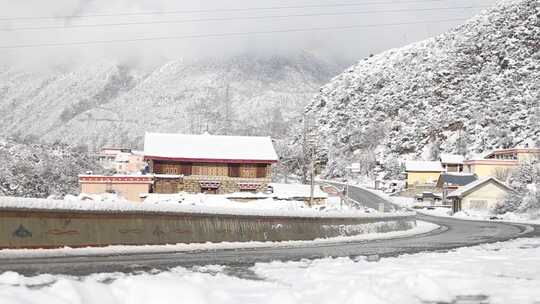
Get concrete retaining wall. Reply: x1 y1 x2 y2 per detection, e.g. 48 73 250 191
0 207 415 249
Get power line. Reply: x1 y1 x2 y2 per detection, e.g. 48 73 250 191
0 0 454 21
1 6 487 32
0 18 467 49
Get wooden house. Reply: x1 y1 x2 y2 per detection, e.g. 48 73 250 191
144 132 278 194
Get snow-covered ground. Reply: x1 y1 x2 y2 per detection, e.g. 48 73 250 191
0 187 398 218
419 207 540 226
0 221 438 259
2 237 540 304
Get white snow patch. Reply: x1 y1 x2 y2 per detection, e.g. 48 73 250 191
2 238 540 304
0 191 408 219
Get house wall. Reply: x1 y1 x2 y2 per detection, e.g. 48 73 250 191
406 171 441 187
517 152 540 162
183 176 270 194
465 163 516 178
80 182 151 202
152 161 270 179
461 182 510 210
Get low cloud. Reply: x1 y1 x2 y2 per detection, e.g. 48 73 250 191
0 0 496 69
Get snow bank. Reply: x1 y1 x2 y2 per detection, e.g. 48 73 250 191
0 221 438 259
0 193 413 219
2 237 540 304
269 183 328 199
419 207 540 225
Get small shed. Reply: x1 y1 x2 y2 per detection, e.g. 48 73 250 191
447 177 513 211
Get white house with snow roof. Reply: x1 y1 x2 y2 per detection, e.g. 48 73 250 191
447 177 513 211
144 132 278 194
439 154 465 172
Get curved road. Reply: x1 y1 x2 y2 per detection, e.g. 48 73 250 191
0 185 537 276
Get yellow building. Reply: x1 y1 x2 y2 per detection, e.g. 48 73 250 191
405 161 444 188
484 148 540 161
463 159 518 178
448 177 513 210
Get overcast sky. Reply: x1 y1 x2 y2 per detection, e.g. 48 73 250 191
0 0 498 69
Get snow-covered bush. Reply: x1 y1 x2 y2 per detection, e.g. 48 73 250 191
496 161 540 214
0 138 103 198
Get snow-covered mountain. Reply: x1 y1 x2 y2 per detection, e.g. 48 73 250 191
0 138 102 198
0 52 339 150
305 0 539 177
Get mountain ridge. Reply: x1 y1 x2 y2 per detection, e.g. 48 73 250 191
305 0 539 177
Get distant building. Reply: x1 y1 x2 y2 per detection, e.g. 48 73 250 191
484 147 540 161
463 159 517 178
436 172 478 191
464 148 540 178
448 177 513 211
97 148 145 174
97 148 132 170
439 154 464 172
405 161 444 188
144 132 278 194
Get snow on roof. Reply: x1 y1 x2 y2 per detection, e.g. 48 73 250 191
269 183 328 199
448 177 512 198
405 161 443 172
144 132 278 163
439 154 464 164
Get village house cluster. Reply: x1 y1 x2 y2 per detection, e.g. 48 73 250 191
403 148 540 211
80 132 288 202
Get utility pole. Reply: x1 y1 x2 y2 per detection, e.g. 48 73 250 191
303 113 316 206
223 84 232 135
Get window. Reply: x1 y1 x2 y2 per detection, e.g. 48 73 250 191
228 164 240 177
256 164 267 178
469 200 487 209
180 163 192 176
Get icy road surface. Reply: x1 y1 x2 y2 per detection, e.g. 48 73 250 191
1 238 540 304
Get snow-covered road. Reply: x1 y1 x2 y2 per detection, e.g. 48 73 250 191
1 237 540 304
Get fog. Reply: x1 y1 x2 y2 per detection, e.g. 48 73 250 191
0 0 497 69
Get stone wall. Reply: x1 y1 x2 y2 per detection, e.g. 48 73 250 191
0 207 415 249
182 175 271 194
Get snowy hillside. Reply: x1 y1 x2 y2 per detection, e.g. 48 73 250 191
305 0 539 177
0 53 339 150
0 138 102 198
